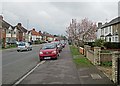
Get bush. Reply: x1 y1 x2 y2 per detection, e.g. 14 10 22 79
101 61 112 66
100 50 110 53
104 42 120 49
84 42 94 47
94 39 105 47
34 40 42 44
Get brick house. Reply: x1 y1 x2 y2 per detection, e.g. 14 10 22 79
14 23 28 42
30 28 42 42
0 15 14 48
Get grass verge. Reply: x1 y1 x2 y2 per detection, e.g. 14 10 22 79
70 45 93 68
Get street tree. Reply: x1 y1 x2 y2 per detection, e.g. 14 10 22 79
66 18 97 46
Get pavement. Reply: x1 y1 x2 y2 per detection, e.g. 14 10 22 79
18 44 116 86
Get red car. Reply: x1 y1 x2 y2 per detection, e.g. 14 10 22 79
39 43 59 61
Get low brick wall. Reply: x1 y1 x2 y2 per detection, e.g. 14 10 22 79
87 50 94 64
100 53 112 62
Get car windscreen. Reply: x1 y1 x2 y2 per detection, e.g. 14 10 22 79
52 42 59 45
18 43 25 46
42 44 56 50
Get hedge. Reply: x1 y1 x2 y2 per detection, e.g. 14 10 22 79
104 42 120 49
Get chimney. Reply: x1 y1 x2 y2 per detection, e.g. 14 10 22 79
17 23 22 26
33 28 35 31
0 15 3 20
39 31 41 33
98 22 102 28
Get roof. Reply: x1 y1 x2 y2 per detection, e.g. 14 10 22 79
30 29 41 36
14 23 27 33
101 16 120 28
1 20 14 29
106 33 112 37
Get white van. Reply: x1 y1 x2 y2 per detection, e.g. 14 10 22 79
17 42 32 52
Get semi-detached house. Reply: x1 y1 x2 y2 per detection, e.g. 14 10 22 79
97 16 120 42
30 28 42 42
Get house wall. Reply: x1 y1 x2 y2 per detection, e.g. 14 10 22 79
32 35 36 41
112 24 119 42
97 28 101 39
100 24 119 42
118 23 120 42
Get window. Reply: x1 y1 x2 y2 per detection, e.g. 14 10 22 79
112 37 114 42
105 27 108 34
115 37 118 42
109 37 111 42
109 26 111 33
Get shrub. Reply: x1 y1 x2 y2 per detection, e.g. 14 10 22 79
104 42 120 49
34 40 42 44
85 42 94 47
100 61 112 66
94 39 105 47
100 50 110 53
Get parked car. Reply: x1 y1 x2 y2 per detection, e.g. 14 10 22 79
60 40 66 48
39 43 59 61
51 41 62 52
17 42 32 52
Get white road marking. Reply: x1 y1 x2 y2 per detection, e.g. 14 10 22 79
80 75 89 78
90 74 102 79
13 61 45 86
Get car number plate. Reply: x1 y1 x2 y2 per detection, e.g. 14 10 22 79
44 57 51 59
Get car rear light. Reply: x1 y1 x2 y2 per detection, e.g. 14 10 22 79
40 52 43 54
52 51 57 54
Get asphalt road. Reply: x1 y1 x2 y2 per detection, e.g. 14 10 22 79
2 44 42 84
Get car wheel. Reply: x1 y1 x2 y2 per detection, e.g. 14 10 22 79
55 57 58 60
27 48 29 51
40 58 43 61
17 50 19 52
58 53 60 57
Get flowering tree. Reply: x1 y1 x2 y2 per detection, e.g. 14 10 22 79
66 18 97 46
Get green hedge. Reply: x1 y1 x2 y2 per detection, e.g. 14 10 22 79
85 42 120 49
100 61 112 66
104 42 120 49
34 40 42 44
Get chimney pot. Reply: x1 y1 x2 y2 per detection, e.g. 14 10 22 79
0 15 3 20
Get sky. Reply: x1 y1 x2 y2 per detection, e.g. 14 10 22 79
0 0 119 35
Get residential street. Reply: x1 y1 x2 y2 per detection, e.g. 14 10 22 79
19 45 115 85
2 44 42 84
2 44 116 85
1 1 120 86
20 44 80 84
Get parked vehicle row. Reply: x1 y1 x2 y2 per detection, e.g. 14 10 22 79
39 40 66 61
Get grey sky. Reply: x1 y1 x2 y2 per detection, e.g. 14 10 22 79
1 0 119 35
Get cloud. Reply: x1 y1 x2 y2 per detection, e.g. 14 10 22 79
1 1 118 35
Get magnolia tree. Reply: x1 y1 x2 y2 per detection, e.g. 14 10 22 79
66 18 97 46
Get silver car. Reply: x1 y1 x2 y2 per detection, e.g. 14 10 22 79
17 42 32 52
